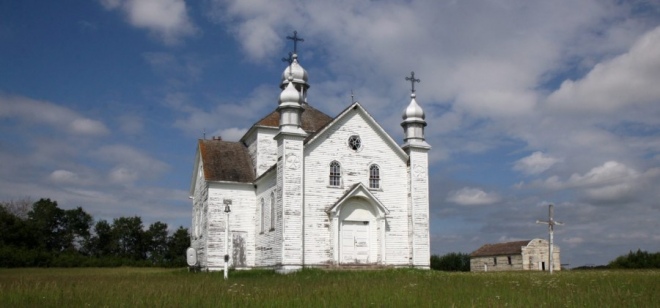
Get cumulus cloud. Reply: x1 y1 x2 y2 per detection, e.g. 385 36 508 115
0 94 109 136
547 25 660 113
530 161 660 204
94 145 169 181
514 151 560 175
447 187 500 206
99 0 197 45
563 237 584 246
49 170 82 185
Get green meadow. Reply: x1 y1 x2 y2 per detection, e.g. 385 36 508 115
1 268 658 307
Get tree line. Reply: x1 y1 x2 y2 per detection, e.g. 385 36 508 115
431 249 660 271
0 198 190 267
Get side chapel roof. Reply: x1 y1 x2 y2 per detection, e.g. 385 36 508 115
470 240 532 257
198 139 255 183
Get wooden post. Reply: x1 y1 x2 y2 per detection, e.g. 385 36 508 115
536 204 563 274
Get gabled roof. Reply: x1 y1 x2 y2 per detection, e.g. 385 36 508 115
327 183 390 216
254 103 332 133
304 102 408 161
470 240 532 257
198 139 255 183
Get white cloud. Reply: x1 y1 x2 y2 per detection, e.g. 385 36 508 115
514 152 560 175
49 170 81 185
210 128 248 142
109 167 139 185
563 237 584 246
447 187 500 206
0 94 109 136
566 161 638 187
99 0 197 45
530 161 660 204
94 145 169 181
547 25 660 113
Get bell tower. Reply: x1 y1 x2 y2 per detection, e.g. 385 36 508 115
274 31 308 273
401 71 431 269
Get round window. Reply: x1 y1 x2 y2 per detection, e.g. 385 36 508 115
348 135 361 151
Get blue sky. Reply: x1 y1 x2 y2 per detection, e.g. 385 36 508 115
1 0 659 267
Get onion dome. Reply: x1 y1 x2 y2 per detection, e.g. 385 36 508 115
402 93 426 123
278 76 301 106
280 54 309 89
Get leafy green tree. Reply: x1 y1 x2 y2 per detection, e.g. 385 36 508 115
62 207 93 253
112 216 146 260
146 221 169 264
608 249 660 269
430 252 471 271
167 226 190 266
88 219 115 257
0 205 37 249
28 198 67 252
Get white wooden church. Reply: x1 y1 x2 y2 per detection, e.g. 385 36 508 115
189 32 431 273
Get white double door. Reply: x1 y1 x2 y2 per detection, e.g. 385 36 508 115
341 221 370 264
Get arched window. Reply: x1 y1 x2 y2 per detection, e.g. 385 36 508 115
270 192 276 230
260 198 265 233
369 164 380 189
329 161 341 187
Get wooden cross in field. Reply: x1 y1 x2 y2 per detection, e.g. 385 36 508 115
536 204 564 274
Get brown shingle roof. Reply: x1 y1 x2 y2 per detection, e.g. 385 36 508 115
470 240 531 257
255 103 332 133
199 139 254 183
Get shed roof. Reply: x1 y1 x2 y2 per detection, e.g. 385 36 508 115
198 139 254 183
470 240 532 257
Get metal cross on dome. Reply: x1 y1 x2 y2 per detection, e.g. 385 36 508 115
405 71 421 93
282 52 294 65
286 30 304 54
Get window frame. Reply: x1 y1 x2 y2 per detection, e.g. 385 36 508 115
270 192 276 231
260 198 265 234
348 135 362 151
329 160 341 187
369 164 380 189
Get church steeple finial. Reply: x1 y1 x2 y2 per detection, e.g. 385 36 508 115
401 71 429 148
405 71 421 94
282 52 294 65
280 31 309 93
286 30 304 55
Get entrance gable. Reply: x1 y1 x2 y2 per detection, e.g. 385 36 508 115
327 183 390 218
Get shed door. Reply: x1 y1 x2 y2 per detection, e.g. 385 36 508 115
341 221 370 264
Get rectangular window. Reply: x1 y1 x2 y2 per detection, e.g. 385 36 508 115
329 161 341 187
270 193 276 231
493 257 497 265
369 165 380 189
260 199 265 233
507 256 512 265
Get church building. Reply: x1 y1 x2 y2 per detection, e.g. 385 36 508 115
189 32 431 272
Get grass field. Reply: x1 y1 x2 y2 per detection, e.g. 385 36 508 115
1 268 658 307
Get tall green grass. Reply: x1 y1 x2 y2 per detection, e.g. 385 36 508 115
1 268 658 307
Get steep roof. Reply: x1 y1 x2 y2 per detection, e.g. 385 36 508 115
198 139 254 183
304 102 409 161
470 240 532 257
254 103 332 133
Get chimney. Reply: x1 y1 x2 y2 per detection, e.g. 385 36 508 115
212 136 222 141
